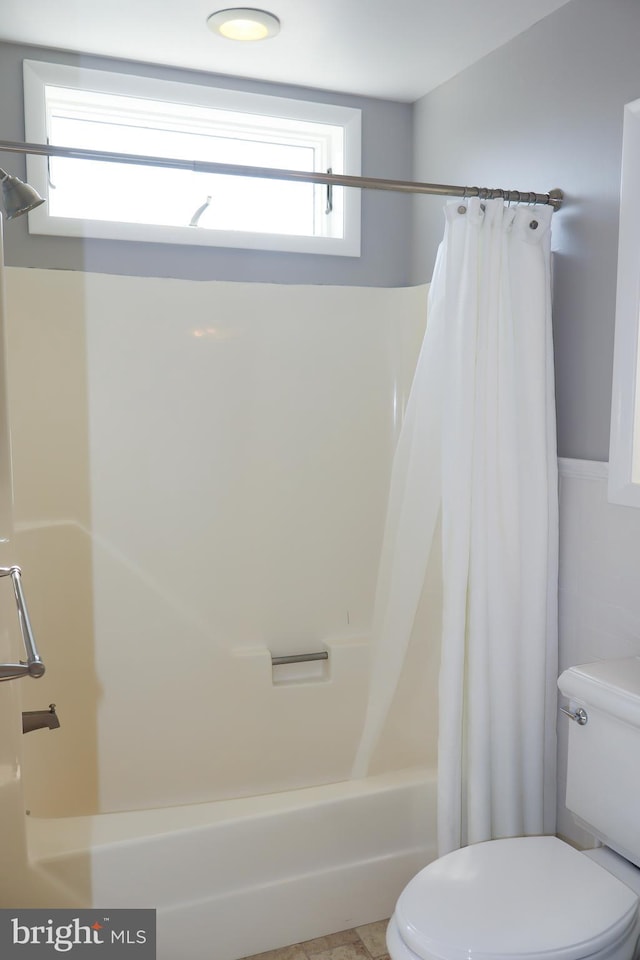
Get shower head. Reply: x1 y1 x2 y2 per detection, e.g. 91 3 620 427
0 168 45 220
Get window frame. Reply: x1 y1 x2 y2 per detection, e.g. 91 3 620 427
23 59 362 257
609 96 640 506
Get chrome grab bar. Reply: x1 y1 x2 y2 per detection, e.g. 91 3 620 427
0 566 45 681
271 651 328 666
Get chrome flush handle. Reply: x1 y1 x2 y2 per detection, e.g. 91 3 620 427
560 705 588 725
0 566 45 681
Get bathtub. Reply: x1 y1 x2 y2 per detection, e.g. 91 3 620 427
26 767 436 960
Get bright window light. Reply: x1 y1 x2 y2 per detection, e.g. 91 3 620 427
23 60 362 257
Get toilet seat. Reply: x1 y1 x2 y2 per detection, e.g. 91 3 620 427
391 836 639 960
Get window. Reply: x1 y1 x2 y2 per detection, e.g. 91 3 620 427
23 60 361 256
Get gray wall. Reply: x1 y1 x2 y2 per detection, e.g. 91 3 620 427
0 41 413 286
412 0 640 461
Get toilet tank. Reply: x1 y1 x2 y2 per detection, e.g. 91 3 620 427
558 657 640 867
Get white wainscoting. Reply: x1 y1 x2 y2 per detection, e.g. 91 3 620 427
557 457 640 844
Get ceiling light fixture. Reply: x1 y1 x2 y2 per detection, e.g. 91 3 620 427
207 8 280 41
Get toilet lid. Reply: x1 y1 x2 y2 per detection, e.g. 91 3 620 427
395 836 638 960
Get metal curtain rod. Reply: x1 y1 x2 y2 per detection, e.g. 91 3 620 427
0 139 564 210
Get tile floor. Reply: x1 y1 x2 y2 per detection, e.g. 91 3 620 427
239 919 390 960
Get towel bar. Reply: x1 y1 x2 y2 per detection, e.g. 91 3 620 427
271 651 328 666
0 566 45 681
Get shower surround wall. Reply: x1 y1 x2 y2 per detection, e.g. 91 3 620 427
5 268 436 817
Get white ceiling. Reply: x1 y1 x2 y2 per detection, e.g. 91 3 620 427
1 0 572 102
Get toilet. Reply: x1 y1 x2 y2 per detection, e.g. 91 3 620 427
387 656 640 960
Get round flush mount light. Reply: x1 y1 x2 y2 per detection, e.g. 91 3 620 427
207 8 280 41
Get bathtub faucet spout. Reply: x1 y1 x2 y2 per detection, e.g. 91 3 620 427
22 703 60 734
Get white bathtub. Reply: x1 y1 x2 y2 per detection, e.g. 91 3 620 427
26 767 436 960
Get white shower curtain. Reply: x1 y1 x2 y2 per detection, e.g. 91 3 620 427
352 197 558 856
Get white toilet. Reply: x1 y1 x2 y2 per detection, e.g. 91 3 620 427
387 656 640 960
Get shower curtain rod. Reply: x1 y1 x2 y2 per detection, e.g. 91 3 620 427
0 138 564 209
